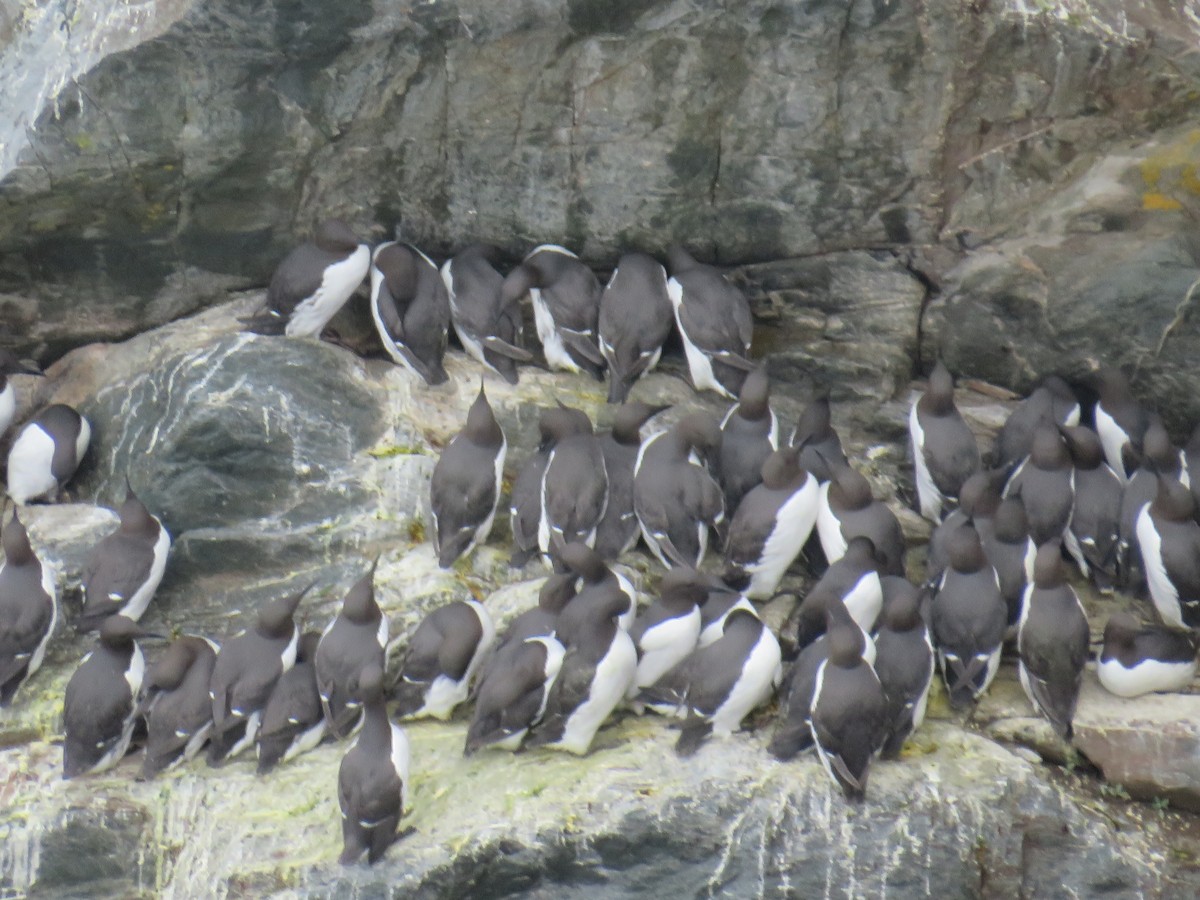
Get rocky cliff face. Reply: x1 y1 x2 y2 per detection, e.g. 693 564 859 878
3 301 1200 898
3 1 1200 896
1 0 1198 424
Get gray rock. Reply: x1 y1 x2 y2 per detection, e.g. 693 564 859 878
735 252 927 405
3 0 1200 433
1073 682 1200 814
3 713 1199 897
982 668 1200 813
57 310 399 625
15 503 119 599
929 119 1200 433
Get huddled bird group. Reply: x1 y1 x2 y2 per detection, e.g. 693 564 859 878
240 224 756 402
2 220 1199 868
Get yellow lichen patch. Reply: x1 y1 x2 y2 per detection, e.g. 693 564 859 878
407 516 426 544
1181 164 1200 196
899 732 941 759
922 677 955 720
1141 159 1162 189
1138 133 1200 207
368 443 427 459
1143 192 1183 212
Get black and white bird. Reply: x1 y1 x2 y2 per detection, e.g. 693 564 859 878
509 403 592 567
698 585 757 648
241 220 370 339
1060 424 1122 592
789 391 847 482
665 246 756 399
430 385 506 568
316 565 389 739
983 495 1037 629
627 567 705 705
663 246 756 398
525 579 637 755
393 599 495 721
1144 418 1189 491
815 458 906 577
1004 422 1075 549
880 574 926 626
594 401 669 560
256 631 326 775
926 469 1004 585
539 411 608 564
474 573 576 694
930 524 1007 708
556 542 637 634
992 375 1080 475
0 511 57 707
597 251 674 403
909 360 981 522
1186 423 1200 514
638 608 781 757
62 615 158 778
1097 613 1198 698
1017 542 1090 739
723 445 819 601
6 403 90 504
370 241 451 385
337 663 410 866
138 635 219 778
0 350 42 437
500 245 605 379
633 412 725 569
1137 474 1200 630
790 536 883 652
717 366 779 513
809 605 890 801
767 634 829 761
441 243 531 384
873 582 935 758
1118 417 1187 587
77 483 171 632
207 585 307 765
1091 366 1149 481
464 635 566 755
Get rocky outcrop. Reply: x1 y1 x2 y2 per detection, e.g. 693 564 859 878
11 293 918 606
3 533 1199 898
19 503 119 597
735 252 926 406
929 121 1200 431
1 304 1199 896
1 1 1199 426
4 1 1200 894
981 668 1200 814
7 712 1200 898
